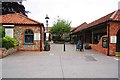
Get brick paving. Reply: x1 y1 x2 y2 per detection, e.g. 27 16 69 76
2 43 119 78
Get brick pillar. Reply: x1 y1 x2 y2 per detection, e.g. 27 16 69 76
40 26 42 51
109 22 120 56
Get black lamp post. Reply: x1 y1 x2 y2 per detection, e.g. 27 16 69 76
45 14 49 32
45 14 50 40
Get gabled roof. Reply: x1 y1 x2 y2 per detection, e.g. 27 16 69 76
71 26 79 32
0 13 43 25
74 22 87 33
71 22 87 32
72 10 120 33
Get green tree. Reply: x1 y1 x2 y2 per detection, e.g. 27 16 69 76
50 19 71 41
1 2 29 16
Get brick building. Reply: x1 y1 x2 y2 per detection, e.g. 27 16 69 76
0 13 45 51
71 10 120 56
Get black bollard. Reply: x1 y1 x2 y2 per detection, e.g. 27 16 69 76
64 42 65 51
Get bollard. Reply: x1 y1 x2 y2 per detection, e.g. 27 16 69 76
64 42 65 52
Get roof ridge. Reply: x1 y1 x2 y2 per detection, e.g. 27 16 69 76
72 10 118 33
110 10 118 20
0 13 43 25
88 11 115 24
71 22 87 32
79 22 87 26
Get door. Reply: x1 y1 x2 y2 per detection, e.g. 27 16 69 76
116 30 120 52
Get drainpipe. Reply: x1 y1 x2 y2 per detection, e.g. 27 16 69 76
40 26 42 51
107 22 110 56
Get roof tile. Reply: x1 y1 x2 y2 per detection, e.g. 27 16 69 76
0 13 42 25
72 10 120 33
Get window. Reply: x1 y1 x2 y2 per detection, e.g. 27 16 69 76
94 34 101 44
5 28 14 38
24 29 34 44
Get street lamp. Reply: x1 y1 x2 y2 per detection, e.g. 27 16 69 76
45 14 50 41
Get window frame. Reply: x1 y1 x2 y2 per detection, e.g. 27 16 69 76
24 29 34 45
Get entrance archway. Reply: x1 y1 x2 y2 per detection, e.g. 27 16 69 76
116 29 120 52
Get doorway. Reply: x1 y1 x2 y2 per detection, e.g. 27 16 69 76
116 29 120 52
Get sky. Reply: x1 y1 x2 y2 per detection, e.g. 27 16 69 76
23 0 120 27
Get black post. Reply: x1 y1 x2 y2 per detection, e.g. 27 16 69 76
107 22 110 56
46 20 48 33
64 42 65 52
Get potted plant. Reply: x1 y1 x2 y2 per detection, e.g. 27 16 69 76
44 41 50 51
84 43 91 49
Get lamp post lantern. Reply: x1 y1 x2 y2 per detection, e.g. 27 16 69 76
45 14 50 41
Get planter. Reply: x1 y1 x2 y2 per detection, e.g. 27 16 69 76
115 52 120 56
44 45 50 51
85 43 91 49
44 41 50 51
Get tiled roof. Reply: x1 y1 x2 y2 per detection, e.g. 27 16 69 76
71 26 79 32
0 13 42 25
74 22 87 33
72 10 120 33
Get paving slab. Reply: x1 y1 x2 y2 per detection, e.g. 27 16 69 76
0 59 2 79
2 43 118 78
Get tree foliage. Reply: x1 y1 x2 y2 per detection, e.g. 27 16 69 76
50 19 71 36
0 27 5 38
50 19 71 41
1 2 28 16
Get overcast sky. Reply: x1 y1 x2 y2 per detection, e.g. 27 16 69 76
23 0 119 27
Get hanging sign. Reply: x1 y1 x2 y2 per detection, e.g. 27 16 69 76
34 33 40 40
110 36 117 43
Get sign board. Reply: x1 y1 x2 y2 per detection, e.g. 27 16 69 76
110 36 117 43
46 33 49 40
34 33 40 40
102 37 108 48
5 28 13 38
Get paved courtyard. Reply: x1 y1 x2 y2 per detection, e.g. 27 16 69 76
2 43 119 78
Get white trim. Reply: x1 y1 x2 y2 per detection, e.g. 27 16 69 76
3 25 14 27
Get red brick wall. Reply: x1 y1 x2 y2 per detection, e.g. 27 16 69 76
109 22 120 55
92 21 120 56
91 35 108 55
